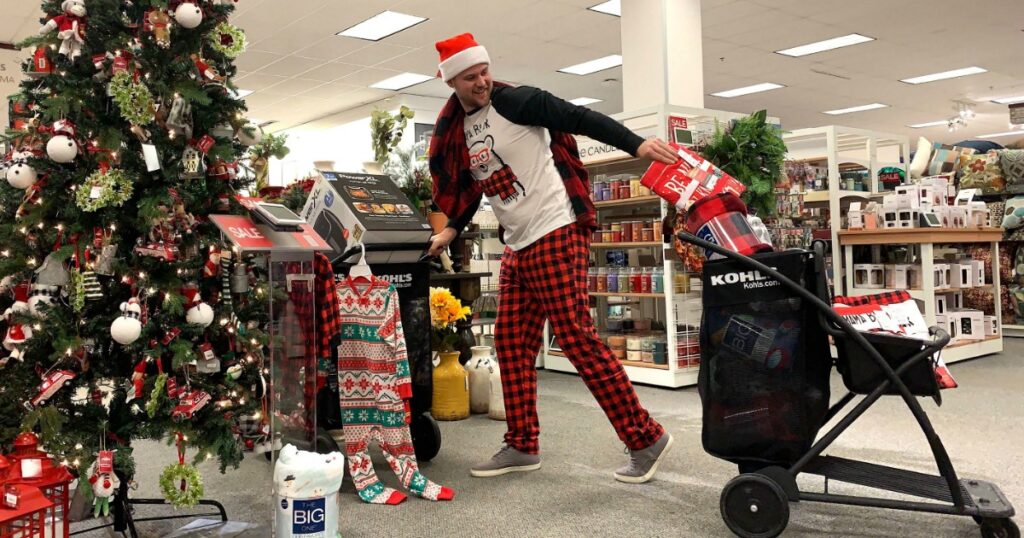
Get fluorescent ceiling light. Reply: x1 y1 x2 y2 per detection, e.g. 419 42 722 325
710 82 784 98
569 97 603 106
337 11 427 41
370 72 433 90
979 130 1024 139
231 88 253 99
588 0 620 16
823 103 888 115
559 55 622 75
775 33 874 57
900 66 987 85
907 120 949 128
993 95 1024 105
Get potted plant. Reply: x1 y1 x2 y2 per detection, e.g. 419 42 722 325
384 146 433 215
429 287 471 421
368 105 414 173
698 109 787 217
248 133 290 194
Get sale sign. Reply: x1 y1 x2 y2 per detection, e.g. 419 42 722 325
640 143 746 210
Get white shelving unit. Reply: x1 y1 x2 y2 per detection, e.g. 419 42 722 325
839 228 1004 364
541 105 772 388
783 126 910 295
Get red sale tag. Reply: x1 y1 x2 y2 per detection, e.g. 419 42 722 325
97 450 114 474
112 56 129 74
196 135 215 154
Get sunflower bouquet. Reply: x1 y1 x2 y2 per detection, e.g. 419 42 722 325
429 287 472 353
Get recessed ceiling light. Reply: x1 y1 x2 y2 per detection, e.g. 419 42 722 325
588 0 620 16
823 103 888 115
337 11 427 41
569 97 603 106
231 88 254 99
993 95 1024 105
370 72 433 90
710 82 784 98
978 130 1024 139
907 120 949 128
559 55 622 76
775 33 874 57
900 66 987 85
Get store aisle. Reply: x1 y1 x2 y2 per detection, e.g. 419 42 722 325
108 341 1023 537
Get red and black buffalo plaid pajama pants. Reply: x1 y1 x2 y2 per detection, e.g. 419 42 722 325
494 222 665 455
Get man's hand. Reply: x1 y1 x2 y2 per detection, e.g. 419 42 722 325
637 137 679 164
427 227 458 257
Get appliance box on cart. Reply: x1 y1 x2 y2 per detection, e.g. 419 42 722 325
301 171 433 264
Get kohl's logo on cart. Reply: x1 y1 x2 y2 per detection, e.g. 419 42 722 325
378 273 414 288
710 268 780 290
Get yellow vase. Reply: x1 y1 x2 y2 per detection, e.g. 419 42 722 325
432 351 470 421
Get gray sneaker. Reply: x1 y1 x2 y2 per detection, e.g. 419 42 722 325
614 433 674 483
470 445 541 477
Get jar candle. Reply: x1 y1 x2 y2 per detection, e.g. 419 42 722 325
627 350 643 362
607 335 627 348
587 267 598 291
618 185 632 199
640 184 652 197
610 230 622 242
606 267 619 293
632 221 644 242
592 230 603 243
621 221 633 241
641 351 654 363
630 267 643 294
626 336 643 351
640 268 652 294
630 177 642 198
652 266 664 293
602 231 613 243
641 227 655 242
609 179 622 199
596 267 608 292
619 268 631 293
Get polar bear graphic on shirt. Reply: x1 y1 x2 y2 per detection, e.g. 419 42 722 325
469 135 526 205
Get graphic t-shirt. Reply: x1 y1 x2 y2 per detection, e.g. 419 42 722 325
464 104 574 250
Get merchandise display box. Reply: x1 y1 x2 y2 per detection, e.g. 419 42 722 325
848 202 864 229
986 316 1000 337
950 309 985 341
301 170 433 264
853 264 885 289
933 263 950 290
884 264 911 289
951 261 975 289
972 260 985 286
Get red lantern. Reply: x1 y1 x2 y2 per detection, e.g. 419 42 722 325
5 434 73 538
0 456 10 484
30 48 53 77
0 485 52 538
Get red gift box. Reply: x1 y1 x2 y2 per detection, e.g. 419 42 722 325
640 143 746 210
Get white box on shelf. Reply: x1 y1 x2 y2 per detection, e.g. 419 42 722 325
950 309 985 341
951 262 975 289
968 202 989 228
897 208 918 228
933 263 950 290
918 185 943 208
906 265 923 288
936 313 957 341
985 316 1000 336
971 259 985 286
948 206 968 228
853 264 886 289
848 202 864 230
952 291 964 309
884 264 912 289
883 209 900 229
935 293 950 315
895 185 922 209
882 194 898 210
921 175 953 200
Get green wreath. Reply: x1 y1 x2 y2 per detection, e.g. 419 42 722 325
109 71 155 125
76 169 134 212
160 462 204 508
209 22 246 58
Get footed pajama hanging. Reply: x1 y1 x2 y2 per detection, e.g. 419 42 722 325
336 276 454 505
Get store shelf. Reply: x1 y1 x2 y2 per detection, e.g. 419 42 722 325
839 228 1004 246
1002 324 1024 338
592 242 664 249
544 350 697 388
620 359 670 371
590 292 664 299
943 336 1003 364
846 285 993 300
803 190 873 204
593 196 662 209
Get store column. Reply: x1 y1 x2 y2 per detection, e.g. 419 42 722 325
620 0 704 110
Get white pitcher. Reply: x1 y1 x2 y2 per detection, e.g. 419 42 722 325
467 346 492 414
488 351 506 421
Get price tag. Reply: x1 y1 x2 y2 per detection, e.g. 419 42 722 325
3 490 18 509
196 135 215 154
90 185 103 199
142 144 161 171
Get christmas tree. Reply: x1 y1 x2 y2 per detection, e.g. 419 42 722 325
1 0 272 512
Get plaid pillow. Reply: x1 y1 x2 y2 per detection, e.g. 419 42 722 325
928 143 975 177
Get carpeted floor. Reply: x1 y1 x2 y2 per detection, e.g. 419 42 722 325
74 340 1023 537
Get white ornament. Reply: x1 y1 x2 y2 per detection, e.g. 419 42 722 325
6 152 38 189
27 284 60 316
235 122 263 146
111 299 143 345
173 2 203 29
47 135 79 163
186 302 214 327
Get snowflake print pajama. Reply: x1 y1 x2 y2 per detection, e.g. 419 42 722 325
337 276 454 504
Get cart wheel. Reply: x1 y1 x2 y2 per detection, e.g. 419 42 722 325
411 413 441 462
979 518 1020 538
720 474 790 538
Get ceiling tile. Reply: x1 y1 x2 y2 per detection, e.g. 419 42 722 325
297 82 364 100
339 42 416 68
339 67 403 87
260 78 329 98
233 50 285 74
257 55 326 78
300 61 364 83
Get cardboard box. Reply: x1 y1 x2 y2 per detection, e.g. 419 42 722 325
951 262 975 289
968 202 989 228
985 316 1000 336
640 143 746 209
935 293 950 315
848 202 864 230
301 171 433 264
897 208 918 228
863 208 879 230
906 265 923 288
936 313 956 341
950 309 985 341
884 264 912 289
972 260 985 287
895 185 921 209
883 208 900 229
933 263 950 290
854 264 885 289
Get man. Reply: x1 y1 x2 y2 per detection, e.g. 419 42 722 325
428 33 678 483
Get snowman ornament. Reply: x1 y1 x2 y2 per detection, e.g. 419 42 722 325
182 286 214 327
87 451 120 518
111 297 143 345
45 119 79 163
3 284 34 362
6 149 39 190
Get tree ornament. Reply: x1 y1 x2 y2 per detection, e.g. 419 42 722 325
111 297 143 345
144 9 172 48
27 283 61 316
76 166 134 212
180 145 205 179
28 368 77 408
69 269 85 312
46 135 78 163
210 123 234 139
203 246 221 278
166 95 193 140
172 2 203 29
196 342 220 373
3 283 33 362
160 435 204 508
189 54 225 86
6 149 39 190
87 450 119 518
235 122 263 146
35 251 71 287
81 270 103 302
206 159 237 181
109 71 155 126
182 285 214 327
28 47 54 78
38 0 88 60
208 22 246 58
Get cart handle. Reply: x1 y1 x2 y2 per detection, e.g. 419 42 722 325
334 242 433 266
677 231 965 507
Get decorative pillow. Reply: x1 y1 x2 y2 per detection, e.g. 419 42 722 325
965 244 1013 283
1000 149 1024 193
928 143 975 177
1016 243 1024 285
959 150 1006 194
1003 196 1024 230
988 201 1005 227
909 136 932 179
963 288 995 315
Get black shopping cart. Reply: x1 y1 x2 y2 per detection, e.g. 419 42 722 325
678 232 1018 538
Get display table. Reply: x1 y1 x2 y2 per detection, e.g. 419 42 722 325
838 228 1004 364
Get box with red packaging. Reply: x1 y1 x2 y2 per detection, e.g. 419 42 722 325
640 143 746 210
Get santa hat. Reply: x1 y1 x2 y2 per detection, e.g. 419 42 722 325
180 286 202 309
436 33 490 82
